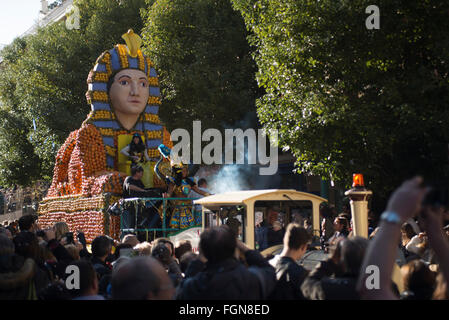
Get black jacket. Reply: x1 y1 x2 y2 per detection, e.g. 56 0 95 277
268 256 308 300
176 250 276 300
300 259 360 300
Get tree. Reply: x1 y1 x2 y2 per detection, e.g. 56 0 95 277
0 0 148 186
232 0 449 210
141 0 260 134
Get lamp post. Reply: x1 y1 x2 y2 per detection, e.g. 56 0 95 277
345 174 372 238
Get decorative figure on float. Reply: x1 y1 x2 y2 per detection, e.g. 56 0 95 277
155 144 210 229
39 30 171 241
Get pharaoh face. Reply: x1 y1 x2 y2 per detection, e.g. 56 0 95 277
109 69 150 129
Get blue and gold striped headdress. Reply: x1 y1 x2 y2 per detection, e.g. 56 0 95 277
84 29 163 170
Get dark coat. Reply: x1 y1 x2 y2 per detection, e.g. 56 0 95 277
176 250 276 300
268 256 308 300
301 259 360 300
0 256 36 300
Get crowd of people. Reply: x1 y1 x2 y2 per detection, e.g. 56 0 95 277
0 176 448 300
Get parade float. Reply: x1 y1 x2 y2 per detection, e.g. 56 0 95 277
37 30 172 242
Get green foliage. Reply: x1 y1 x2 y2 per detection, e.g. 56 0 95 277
232 0 449 208
0 0 148 187
141 0 259 134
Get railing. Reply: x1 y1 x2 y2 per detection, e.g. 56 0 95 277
119 197 200 240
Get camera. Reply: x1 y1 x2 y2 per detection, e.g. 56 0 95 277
63 232 74 244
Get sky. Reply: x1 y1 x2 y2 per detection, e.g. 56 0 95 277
0 0 42 46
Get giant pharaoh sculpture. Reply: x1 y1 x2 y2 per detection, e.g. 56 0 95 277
38 30 172 242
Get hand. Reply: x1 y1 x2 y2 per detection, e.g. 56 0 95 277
386 176 427 223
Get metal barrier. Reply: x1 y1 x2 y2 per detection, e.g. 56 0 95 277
119 197 200 240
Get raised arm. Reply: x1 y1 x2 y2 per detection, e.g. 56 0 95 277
357 177 427 299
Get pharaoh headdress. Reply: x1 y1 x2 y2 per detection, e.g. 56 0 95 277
84 29 169 171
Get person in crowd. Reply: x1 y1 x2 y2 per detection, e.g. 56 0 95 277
111 256 175 300
255 211 268 251
113 243 134 261
301 237 369 300
64 244 81 261
53 221 70 243
174 240 192 262
176 225 276 300
401 223 417 247
0 234 38 299
151 243 183 286
153 238 176 260
13 232 50 296
18 215 38 233
0 226 12 240
268 223 311 300
319 203 335 249
267 221 284 247
357 176 449 300
134 241 153 256
400 259 436 300
179 252 198 274
406 231 435 263
326 216 349 249
90 235 113 297
69 260 105 300
44 228 75 280
122 234 140 247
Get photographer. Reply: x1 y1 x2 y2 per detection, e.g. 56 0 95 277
176 225 276 300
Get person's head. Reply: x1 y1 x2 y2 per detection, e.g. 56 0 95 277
200 226 236 264
153 238 174 257
401 223 417 241
91 235 112 260
131 165 144 179
131 133 143 146
272 221 282 232
114 243 134 260
111 256 175 300
64 244 80 261
179 252 198 273
198 178 207 188
174 240 192 260
53 221 70 241
18 215 38 232
68 260 99 298
401 260 436 300
319 202 332 218
134 241 152 256
334 217 349 233
122 234 140 247
283 223 311 258
13 231 41 263
337 236 369 277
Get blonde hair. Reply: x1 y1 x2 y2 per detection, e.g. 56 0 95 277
133 241 152 256
54 221 70 241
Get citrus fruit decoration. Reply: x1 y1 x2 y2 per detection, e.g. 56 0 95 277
38 30 172 243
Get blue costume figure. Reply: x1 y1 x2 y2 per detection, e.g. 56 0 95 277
154 144 209 230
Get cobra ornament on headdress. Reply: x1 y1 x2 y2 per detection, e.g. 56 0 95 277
84 29 166 171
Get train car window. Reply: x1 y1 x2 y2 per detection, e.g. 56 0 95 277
254 200 313 251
